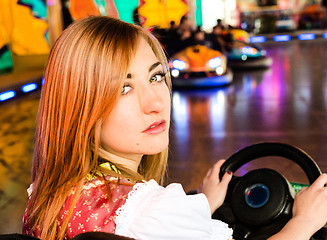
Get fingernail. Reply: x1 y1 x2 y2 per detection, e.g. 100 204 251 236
227 170 233 175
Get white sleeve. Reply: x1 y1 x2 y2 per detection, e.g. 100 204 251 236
114 180 233 240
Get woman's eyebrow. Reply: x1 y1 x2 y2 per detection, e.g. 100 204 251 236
149 62 162 72
126 62 162 79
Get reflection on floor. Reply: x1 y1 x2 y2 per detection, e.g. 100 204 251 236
1 39 327 234
0 93 40 234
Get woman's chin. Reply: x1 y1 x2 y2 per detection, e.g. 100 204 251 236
142 142 169 155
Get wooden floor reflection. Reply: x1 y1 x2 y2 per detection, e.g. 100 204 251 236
1 39 327 234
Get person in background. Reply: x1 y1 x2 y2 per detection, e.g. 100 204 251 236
207 25 226 52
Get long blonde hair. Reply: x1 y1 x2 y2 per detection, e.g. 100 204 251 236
27 16 171 240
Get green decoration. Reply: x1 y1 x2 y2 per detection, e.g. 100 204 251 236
0 46 13 73
195 0 202 27
114 0 140 24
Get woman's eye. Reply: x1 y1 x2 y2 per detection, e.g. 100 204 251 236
150 73 166 83
121 84 132 95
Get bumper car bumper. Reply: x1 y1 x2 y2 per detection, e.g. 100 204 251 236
172 69 233 88
228 56 273 69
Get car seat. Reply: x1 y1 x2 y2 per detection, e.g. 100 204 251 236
0 234 39 240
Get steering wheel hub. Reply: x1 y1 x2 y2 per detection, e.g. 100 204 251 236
245 183 270 208
231 168 293 226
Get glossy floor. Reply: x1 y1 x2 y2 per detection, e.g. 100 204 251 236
0 39 327 234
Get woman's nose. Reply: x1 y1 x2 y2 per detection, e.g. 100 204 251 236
139 85 165 114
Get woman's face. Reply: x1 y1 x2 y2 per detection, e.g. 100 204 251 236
101 38 171 163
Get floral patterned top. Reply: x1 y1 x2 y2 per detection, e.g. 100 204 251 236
23 176 135 239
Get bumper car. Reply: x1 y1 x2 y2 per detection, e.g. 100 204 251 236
218 29 272 69
213 142 327 240
226 28 250 42
227 41 273 69
169 44 233 88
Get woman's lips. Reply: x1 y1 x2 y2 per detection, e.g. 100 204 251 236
142 120 166 134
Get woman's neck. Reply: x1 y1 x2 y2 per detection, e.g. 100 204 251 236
104 151 142 173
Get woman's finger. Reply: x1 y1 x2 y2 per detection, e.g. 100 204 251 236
207 159 226 180
220 171 233 189
310 173 327 190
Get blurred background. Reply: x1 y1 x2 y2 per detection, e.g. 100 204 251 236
0 0 327 235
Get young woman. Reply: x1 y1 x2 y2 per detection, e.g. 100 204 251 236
23 16 327 240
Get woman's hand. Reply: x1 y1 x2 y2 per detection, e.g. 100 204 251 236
198 160 233 214
268 173 327 240
292 173 327 234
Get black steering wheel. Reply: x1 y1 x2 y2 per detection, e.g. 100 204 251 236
213 142 322 240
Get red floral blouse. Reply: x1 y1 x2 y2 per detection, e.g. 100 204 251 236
23 177 135 239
